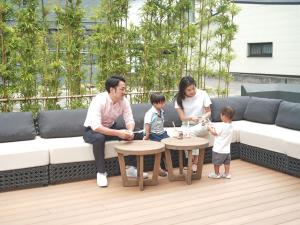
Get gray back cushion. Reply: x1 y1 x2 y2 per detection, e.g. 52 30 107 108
244 97 281 124
211 96 250 122
0 112 36 143
115 102 181 130
115 103 151 131
164 102 181 127
275 101 300 130
38 109 87 138
132 103 152 130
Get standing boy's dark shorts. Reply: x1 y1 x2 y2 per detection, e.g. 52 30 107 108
212 151 231 165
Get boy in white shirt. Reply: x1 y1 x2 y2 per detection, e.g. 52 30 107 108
207 106 235 179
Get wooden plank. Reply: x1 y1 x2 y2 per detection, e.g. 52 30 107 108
1 160 300 225
280 218 300 225
0 161 294 212
61 184 300 225
0 161 291 213
242 210 300 225
2 178 298 225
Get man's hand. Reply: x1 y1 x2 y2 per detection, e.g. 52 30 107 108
127 130 134 140
118 130 134 140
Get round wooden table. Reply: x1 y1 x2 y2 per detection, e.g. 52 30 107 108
114 140 165 191
161 137 209 185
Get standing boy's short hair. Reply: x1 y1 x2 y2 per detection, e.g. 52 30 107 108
221 106 235 120
150 93 166 105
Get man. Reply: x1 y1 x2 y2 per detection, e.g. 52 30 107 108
83 75 147 187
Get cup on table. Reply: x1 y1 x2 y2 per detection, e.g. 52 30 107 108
184 130 191 138
177 131 183 139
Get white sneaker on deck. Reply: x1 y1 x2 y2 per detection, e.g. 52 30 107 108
126 166 148 179
97 172 108 187
208 172 221 179
221 173 231 179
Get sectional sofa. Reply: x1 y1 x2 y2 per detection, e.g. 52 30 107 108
0 97 299 192
242 83 300 103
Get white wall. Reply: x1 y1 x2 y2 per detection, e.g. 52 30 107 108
128 0 146 25
230 4 300 76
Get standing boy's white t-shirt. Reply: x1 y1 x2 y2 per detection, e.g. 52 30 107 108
174 89 211 117
213 122 234 154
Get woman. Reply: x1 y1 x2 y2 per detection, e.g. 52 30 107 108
175 76 212 171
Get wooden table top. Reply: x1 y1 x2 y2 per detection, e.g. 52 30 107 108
161 137 209 150
114 140 165 155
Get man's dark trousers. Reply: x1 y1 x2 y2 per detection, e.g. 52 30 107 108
83 124 143 173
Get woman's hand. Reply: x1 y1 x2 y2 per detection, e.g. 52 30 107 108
207 124 217 136
190 116 199 123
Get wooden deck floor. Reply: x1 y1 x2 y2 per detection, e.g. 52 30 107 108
1 160 300 225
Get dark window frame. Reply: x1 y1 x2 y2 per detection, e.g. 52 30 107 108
247 42 273 57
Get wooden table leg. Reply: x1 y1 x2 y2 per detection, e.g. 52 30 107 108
179 150 183 175
164 149 175 181
117 153 138 187
145 152 161 186
193 148 205 180
138 155 144 191
152 152 160 185
117 153 128 186
186 150 193 185
136 155 140 176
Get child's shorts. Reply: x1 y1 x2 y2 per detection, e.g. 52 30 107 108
212 151 231 165
150 131 169 142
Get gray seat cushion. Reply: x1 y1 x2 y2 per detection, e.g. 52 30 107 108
211 96 250 122
38 109 87 138
0 112 36 143
243 97 281 124
275 101 300 130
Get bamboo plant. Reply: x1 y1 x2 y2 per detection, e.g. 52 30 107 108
91 0 129 91
0 1 17 112
213 0 239 97
40 1 62 110
55 0 85 109
14 0 43 113
0 0 240 112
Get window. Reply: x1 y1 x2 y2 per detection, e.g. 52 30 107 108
248 42 273 57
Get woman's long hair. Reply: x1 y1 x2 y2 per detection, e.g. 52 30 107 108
176 76 196 110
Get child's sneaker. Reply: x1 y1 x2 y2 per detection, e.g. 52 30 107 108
208 172 221 179
221 173 231 179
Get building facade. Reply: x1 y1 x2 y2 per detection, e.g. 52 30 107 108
231 0 300 82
